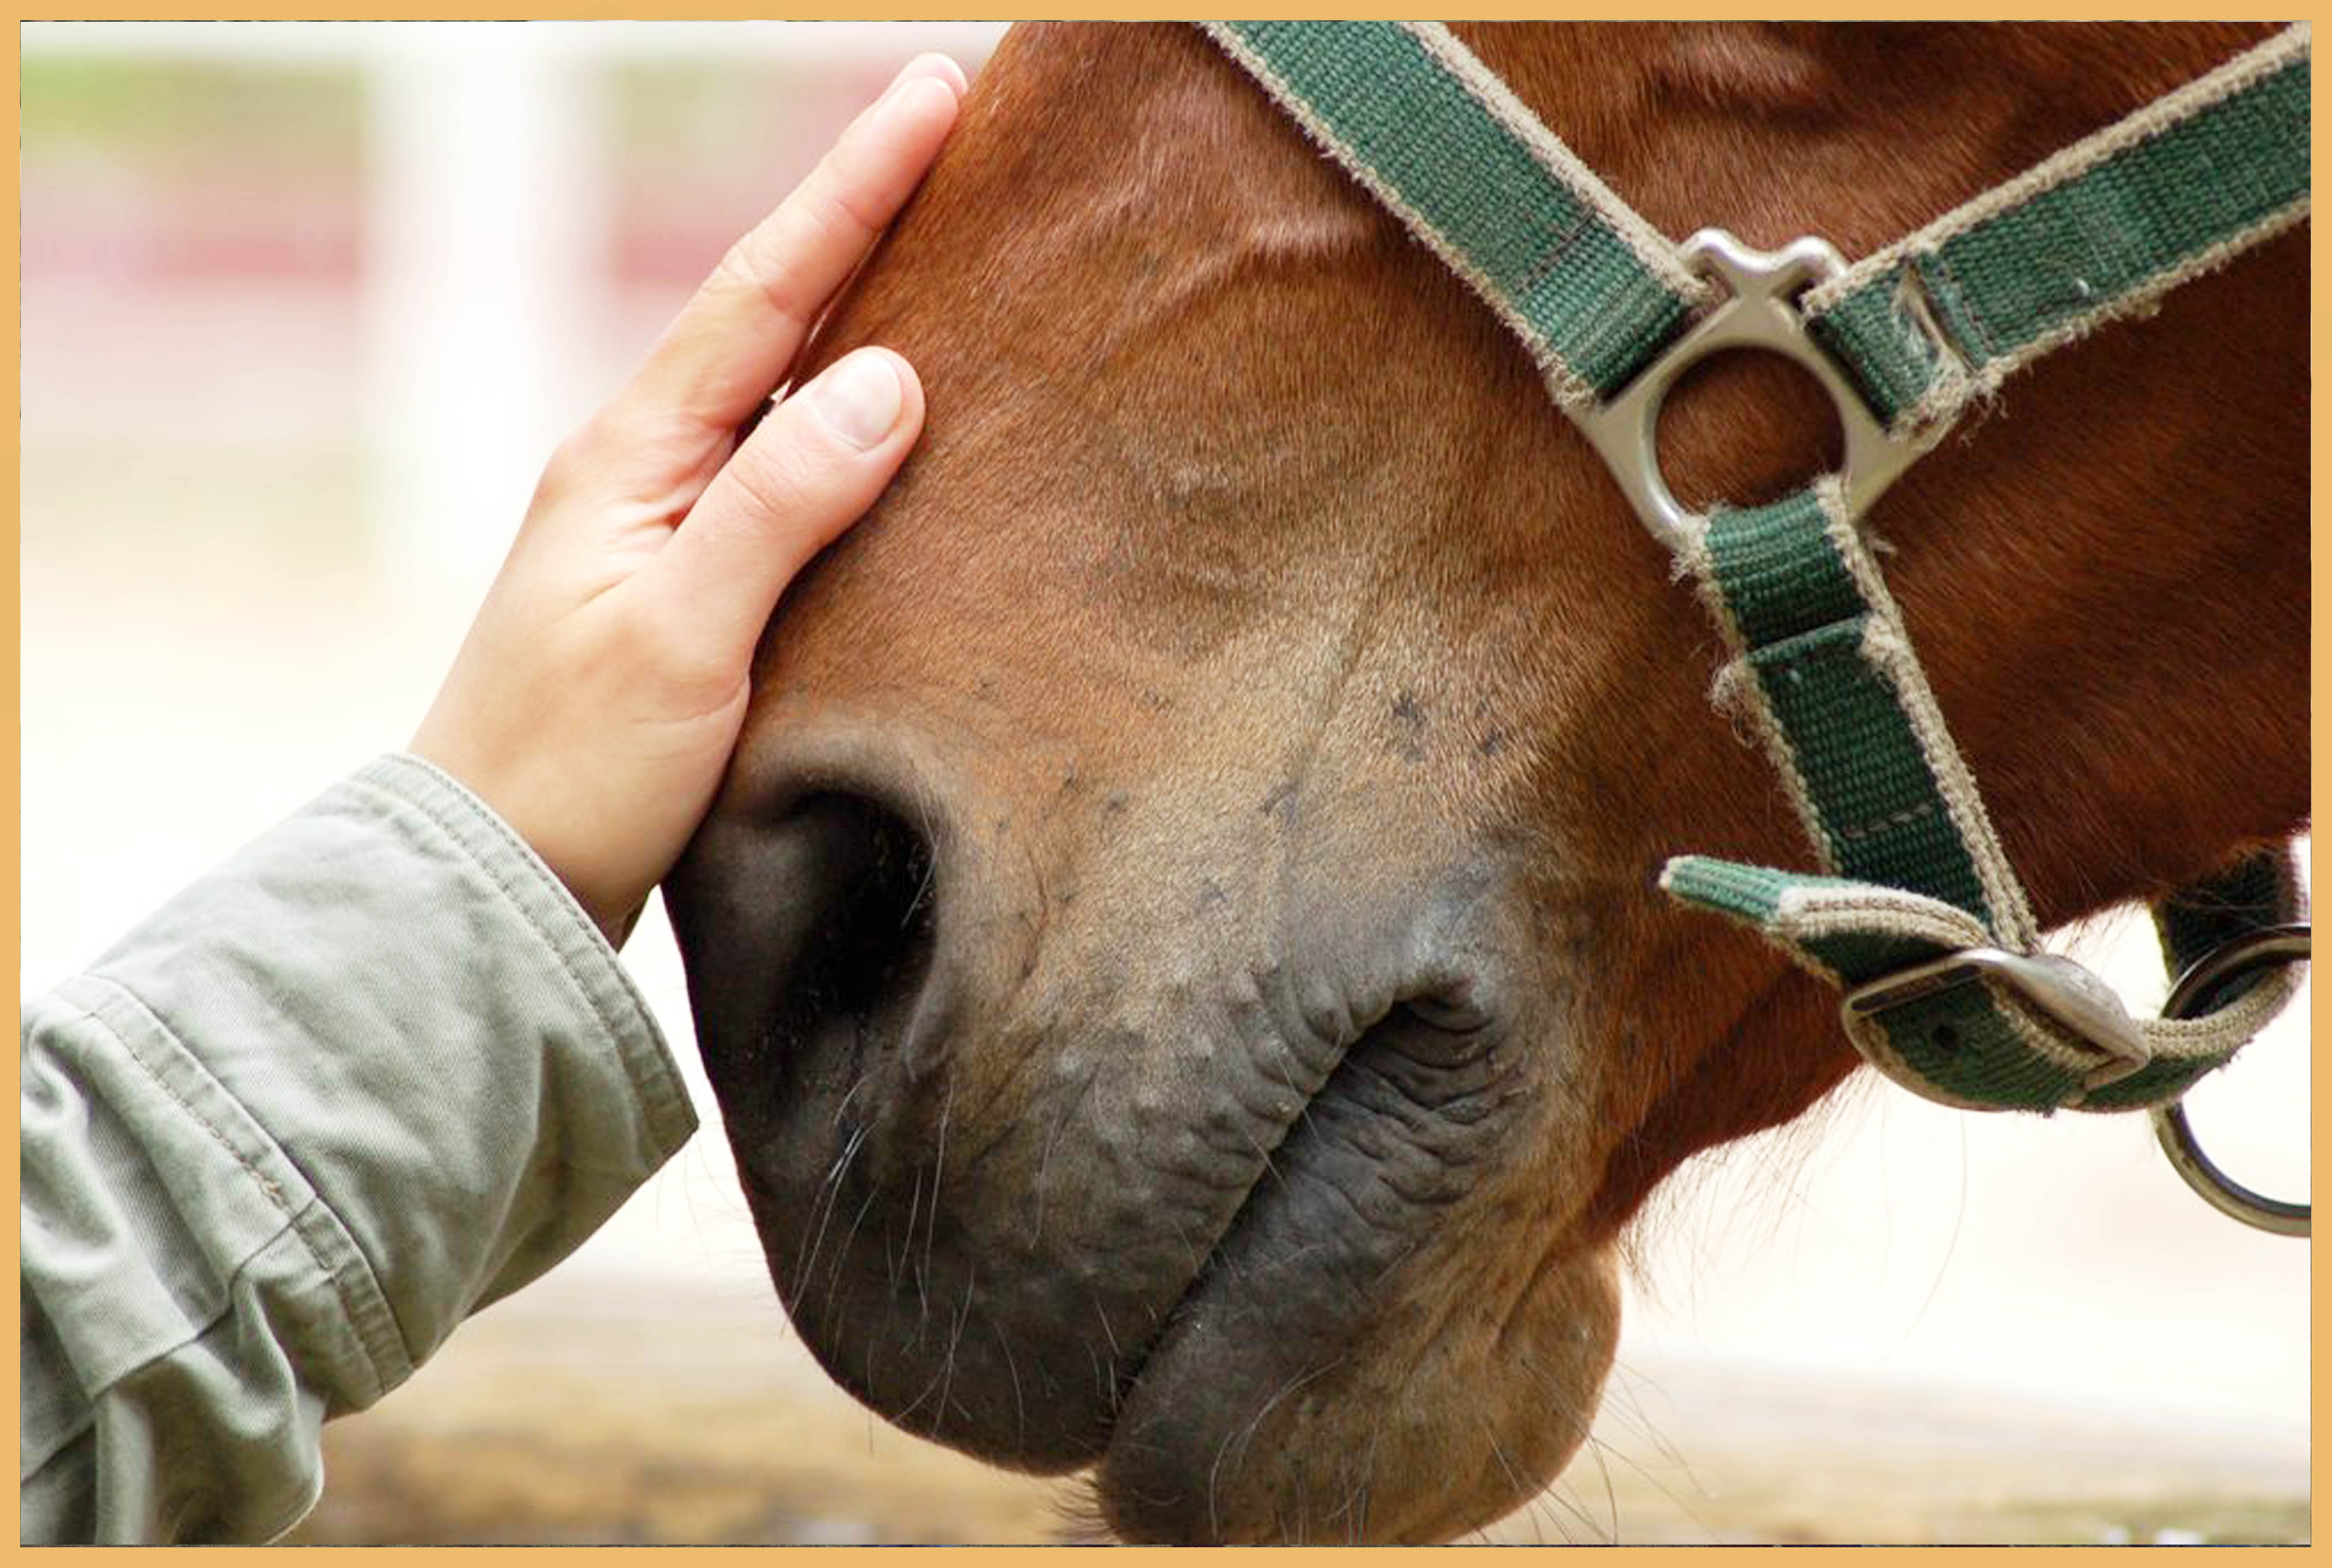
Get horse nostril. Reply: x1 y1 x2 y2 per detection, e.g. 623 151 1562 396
670 789 944 1108
771 792 941 1062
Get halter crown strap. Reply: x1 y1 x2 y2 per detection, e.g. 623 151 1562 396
1204 21 2308 1115
1200 21 1707 407
1806 24 2312 432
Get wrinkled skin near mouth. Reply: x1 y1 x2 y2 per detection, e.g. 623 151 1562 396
668 736 1639 1543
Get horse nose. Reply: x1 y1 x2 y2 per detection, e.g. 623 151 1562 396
668 760 1125 1471
667 784 957 1108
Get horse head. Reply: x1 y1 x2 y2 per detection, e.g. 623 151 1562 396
666 23 2305 1543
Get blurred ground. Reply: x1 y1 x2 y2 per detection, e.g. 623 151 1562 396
281 1271 2306 1546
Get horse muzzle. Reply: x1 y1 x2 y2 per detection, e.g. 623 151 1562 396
663 721 1610 1540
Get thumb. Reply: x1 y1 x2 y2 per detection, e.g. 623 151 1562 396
646 346 924 649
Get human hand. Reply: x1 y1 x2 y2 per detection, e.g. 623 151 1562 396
412 55 966 942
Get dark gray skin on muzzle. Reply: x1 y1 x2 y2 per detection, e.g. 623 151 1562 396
666 738 1586 1527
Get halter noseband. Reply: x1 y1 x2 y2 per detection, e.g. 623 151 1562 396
1204 21 2311 1234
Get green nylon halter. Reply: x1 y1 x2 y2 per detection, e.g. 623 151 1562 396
1205 21 2309 1116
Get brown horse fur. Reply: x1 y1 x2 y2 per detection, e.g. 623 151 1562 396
664 23 2306 1544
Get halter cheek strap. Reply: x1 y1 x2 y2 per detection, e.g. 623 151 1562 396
1203 21 2309 1118
1659 480 2302 1114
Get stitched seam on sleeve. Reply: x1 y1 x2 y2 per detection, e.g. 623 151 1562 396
350 759 693 1156
75 989 293 1217
56 981 407 1405
355 761 652 1047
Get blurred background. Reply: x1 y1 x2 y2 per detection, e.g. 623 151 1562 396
20 21 2309 1545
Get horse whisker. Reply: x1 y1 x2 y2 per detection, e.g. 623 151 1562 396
822 1182 884 1327
988 1308 1029 1451
792 1119 870 1298
922 1079 956 1314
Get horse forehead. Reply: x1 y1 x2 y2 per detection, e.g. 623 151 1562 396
1646 23 1835 115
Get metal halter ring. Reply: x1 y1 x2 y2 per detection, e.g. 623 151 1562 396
2150 924 2310 1237
1576 229 1951 551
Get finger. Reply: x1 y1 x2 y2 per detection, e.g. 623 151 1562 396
621 56 962 438
642 346 924 651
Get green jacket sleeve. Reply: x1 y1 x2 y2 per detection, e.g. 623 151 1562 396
19 754 698 1543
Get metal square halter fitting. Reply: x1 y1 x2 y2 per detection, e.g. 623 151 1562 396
1842 947 2151 1097
1578 229 1950 551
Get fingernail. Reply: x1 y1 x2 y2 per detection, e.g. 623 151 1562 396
907 53 969 98
873 55 961 117
807 350 903 450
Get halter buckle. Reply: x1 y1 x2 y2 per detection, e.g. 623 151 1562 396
1842 947 2150 1096
1578 229 1953 551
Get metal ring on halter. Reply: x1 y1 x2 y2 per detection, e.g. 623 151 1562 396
1575 229 1953 551
2150 924 2310 1237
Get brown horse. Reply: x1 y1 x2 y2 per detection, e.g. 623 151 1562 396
665 23 2306 1544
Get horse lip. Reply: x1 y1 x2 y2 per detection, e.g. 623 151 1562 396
1095 1006 1516 1485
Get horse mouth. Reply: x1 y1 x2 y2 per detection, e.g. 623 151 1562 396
666 761 1612 1543
1081 1005 1528 1539
699 999 1537 1540
1114 999 1502 1339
